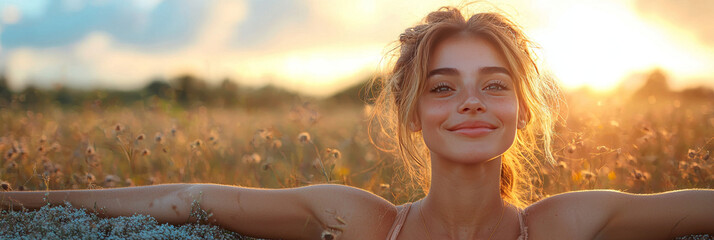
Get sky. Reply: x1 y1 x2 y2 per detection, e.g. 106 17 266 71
0 0 712 97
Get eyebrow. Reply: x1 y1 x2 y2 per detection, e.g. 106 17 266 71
427 66 512 78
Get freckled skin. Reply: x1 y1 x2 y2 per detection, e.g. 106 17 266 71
417 35 524 165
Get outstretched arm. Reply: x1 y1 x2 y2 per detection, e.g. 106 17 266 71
600 189 714 239
1 183 396 239
528 189 714 240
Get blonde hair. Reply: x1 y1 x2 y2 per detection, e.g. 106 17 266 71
369 6 564 207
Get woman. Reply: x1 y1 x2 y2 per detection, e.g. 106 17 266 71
2 6 713 240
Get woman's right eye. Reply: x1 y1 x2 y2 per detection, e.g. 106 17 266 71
430 83 453 93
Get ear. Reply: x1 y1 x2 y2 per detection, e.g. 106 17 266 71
408 112 422 132
517 102 530 130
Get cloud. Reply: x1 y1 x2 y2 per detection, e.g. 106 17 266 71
1 5 21 24
634 0 714 46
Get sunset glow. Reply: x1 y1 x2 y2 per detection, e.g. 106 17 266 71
0 0 712 96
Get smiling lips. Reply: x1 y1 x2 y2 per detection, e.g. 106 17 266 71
447 121 497 137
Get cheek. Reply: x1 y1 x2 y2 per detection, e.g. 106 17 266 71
490 98 519 126
418 99 451 126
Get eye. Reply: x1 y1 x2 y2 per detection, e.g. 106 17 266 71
430 83 454 94
483 80 508 91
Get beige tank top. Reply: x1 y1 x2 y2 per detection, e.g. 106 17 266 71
386 202 528 240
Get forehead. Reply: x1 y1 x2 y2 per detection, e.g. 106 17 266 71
427 34 509 72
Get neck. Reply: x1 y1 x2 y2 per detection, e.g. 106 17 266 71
421 154 505 239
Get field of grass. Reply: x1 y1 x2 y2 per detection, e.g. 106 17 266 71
0 84 712 239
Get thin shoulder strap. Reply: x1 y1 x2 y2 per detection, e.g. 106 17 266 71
516 208 529 240
386 202 412 240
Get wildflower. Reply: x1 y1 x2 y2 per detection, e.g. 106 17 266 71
136 134 145 141
271 139 283 149
0 181 11 191
298 132 311 144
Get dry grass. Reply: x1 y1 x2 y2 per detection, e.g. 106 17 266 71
0 89 712 239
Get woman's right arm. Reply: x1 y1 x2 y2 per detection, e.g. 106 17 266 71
1 183 397 239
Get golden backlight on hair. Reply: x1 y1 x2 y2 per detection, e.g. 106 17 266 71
369 6 565 207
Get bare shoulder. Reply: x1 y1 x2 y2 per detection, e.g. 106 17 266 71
296 184 398 239
524 190 626 240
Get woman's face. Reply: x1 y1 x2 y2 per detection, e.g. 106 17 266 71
414 34 524 164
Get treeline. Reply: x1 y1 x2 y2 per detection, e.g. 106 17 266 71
0 74 321 110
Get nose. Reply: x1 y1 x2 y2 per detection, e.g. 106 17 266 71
458 96 486 114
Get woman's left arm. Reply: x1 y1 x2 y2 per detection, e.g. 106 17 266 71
598 189 714 239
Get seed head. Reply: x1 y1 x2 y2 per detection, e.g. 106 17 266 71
192 139 203 148
136 134 145 141
379 183 390 190
0 181 11 191
271 139 283 149
49 142 61 152
125 178 135 187
86 145 95 156
633 169 648 181
688 149 697 159
141 149 151 156
86 173 96 183
566 144 576 154
702 151 710 161
298 132 311 144
154 132 163 143
580 170 595 181
104 175 120 183
114 124 123 132
690 162 702 174
556 161 568 170
596 146 608 152
326 148 342 159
